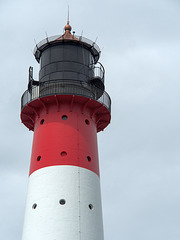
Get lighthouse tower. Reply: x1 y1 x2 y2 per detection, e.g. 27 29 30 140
21 19 111 240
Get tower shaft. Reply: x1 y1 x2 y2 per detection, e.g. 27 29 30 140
21 21 111 240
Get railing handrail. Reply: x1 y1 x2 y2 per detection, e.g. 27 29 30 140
34 34 101 63
34 34 100 55
89 62 105 83
21 79 111 112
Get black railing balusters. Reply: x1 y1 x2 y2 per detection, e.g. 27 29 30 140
21 79 111 112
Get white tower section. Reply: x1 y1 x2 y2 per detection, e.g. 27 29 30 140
22 166 103 240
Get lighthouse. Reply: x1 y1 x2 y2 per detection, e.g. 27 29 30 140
21 19 111 240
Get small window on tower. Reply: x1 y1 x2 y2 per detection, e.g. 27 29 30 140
85 119 90 125
37 156 41 161
87 156 91 162
32 203 37 209
40 119 45 125
89 204 93 210
59 199 66 205
61 151 67 157
62 115 68 120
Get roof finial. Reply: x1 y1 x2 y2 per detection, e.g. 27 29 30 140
64 6 72 32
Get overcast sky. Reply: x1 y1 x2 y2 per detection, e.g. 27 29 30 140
0 0 180 239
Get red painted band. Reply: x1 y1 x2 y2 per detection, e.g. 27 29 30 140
29 108 100 176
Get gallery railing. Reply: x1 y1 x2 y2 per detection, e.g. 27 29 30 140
21 79 111 112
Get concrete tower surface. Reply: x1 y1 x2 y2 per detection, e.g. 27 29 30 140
21 19 111 240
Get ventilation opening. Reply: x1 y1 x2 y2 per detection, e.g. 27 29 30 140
87 156 91 162
85 119 90 125
32 203 37 209
59 199 66 205
89 204 93 210
37 156 41 161
62 115 68 120
40 119 45 125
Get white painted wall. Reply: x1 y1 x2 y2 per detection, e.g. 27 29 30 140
22 166 104 240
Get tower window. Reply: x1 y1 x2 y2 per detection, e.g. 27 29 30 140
61 151 67 157
40 119 45 125
89 204 93 210
85 119 90 125
87 156 91 162
32 203 37 209
59 199 66 205
37 156 41 161
62 115 68 120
